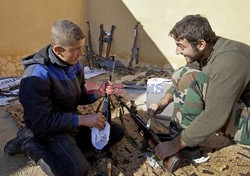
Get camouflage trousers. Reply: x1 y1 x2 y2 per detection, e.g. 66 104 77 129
171 66 250 145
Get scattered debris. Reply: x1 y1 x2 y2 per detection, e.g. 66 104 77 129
237 152 250 160
202 169 214 175
2 68 250 176
193 156 210 164
0 77 20 106
145 153 160 169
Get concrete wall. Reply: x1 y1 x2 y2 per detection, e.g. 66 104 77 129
1 0 250 76
87 0 169 69
88 0 250 70
0 0 87 77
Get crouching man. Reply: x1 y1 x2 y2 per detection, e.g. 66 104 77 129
4 19 124 176
148 14 250 162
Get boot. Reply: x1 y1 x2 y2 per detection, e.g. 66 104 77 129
37 159 55 176
4 127 34 155
22 138 46 162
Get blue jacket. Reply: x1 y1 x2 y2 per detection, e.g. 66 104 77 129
19 45 97 137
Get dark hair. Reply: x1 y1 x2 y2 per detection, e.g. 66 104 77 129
169 14 217 46
51 19 85 46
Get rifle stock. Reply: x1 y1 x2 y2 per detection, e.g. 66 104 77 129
115 95 180 173
98 24 115 59
106 25 116 58
128 22 140 68
99 24 104 57
86 21 94 69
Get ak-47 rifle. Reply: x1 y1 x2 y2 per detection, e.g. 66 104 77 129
97 55 115 176
86 21 95 69
98 24 116 58
101 55 115 123
106 25 115 58
114 95 180 173
99 24 105 58
128 22 140 68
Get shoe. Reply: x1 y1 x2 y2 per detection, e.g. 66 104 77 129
179 146 202 159
4 127 34 155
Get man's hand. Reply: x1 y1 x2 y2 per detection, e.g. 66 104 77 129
155 141 177 160
147 93 174 117
78 114 106 130
99 81 115 95
148 103 164 117
105 81 114 95
154 135 186 160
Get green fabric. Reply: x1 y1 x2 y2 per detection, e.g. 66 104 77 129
171 66 250 145
171 67 208 129
180 37 250 146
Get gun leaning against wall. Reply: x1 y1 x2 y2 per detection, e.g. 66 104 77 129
114 95 180 173
99 24 116 58
85 21 95 69
128 22 140 68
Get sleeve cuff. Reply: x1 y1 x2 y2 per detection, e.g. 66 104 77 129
72 114 79 128
181 131 196 147
166 85 174 95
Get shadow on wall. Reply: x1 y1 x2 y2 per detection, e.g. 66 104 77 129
0 0 174 77
87 0 173 70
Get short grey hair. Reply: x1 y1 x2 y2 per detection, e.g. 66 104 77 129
51 19 85 46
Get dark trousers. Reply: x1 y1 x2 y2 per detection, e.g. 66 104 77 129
35 122 124 176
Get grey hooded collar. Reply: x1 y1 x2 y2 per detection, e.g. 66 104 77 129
48 46 68 67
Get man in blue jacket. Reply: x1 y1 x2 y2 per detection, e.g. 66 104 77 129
4 19 124 176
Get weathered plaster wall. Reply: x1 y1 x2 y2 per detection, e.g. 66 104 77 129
87 0 170 69
88 0 250 69
0 0 87 77
1 0 250 76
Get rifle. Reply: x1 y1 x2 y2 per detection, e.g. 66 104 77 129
128 22 140 68
98 24 116 58
106 25 115 58
86 21 95 69
99 24 104 58
101 55 115 122
114 95 180 173
97 55 115 176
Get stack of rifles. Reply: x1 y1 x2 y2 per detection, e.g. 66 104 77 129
85 21 139 72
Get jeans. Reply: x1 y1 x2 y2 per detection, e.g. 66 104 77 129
34 122 124 176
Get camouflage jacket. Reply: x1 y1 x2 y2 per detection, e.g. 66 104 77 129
169 37 250 146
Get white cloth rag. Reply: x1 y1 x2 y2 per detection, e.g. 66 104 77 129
91 121 110 150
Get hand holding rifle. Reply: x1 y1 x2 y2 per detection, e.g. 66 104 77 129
115 95 181 173
148 103 165 117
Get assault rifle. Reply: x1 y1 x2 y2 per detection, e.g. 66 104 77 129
101 55 115 122
97 56 115 176
128 22 140 68
86 21 95 69
114 95 180 173
99 24 116 58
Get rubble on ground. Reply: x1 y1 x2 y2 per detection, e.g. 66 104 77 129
4 98 250 176
1 66 250 175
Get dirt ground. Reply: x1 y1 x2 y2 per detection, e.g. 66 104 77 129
1 68 250 176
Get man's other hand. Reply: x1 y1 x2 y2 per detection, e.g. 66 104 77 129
155 135 186 160
105 81 114 95
79 114 106 130
155 140 177 160
99 81 114 95
148 103 163 117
